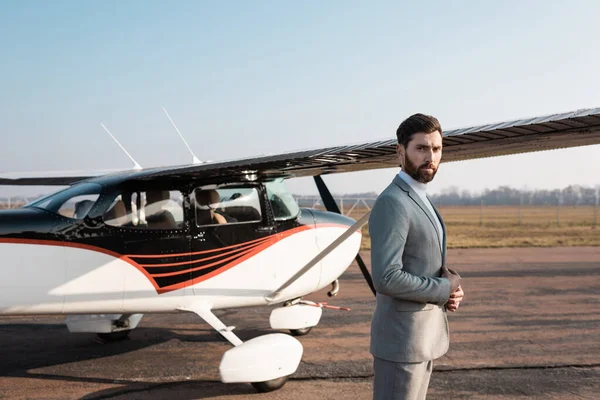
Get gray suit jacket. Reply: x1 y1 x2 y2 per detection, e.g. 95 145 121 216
369 175 451 363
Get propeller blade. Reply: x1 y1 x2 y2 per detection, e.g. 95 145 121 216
313 175 376 296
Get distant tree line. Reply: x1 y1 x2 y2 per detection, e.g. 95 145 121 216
430 185 600 206
294 185 600 206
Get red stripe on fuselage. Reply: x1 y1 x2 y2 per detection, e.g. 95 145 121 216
141 239 268 268
0 223 356 294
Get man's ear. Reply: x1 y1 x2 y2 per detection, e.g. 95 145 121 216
396 144 405 167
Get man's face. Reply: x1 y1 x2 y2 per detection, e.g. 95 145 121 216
396 131 443 183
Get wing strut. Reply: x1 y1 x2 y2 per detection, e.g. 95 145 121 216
314 175 376 296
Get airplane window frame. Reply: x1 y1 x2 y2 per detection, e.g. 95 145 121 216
264 178 300 221
192 185 263 228
58 194 102 220
101 188 186 230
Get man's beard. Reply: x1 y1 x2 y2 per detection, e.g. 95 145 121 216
403 155 438 183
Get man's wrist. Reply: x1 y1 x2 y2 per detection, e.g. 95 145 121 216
436 277 452 306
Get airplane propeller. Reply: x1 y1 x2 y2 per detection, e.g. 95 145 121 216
313 176 376 296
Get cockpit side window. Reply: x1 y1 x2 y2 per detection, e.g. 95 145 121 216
59 195 101 219
265 179 300 221
103 189 184 229
192 186 262 227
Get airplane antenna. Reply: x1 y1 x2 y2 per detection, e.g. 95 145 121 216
162 106 202 165
100 123 143 170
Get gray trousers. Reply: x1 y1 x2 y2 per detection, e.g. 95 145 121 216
373 357 433 400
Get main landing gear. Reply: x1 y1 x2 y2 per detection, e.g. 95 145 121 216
180 301 303 393
289 327 313 336
269 300 323 337
251 376 289 393
269 289 350 337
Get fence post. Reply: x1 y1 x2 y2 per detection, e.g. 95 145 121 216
480 199 483 226
340 198 344 215
594 190 599 228
557 190 562 227
519 193 523 225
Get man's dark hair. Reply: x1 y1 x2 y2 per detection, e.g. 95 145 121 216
396 113 442 147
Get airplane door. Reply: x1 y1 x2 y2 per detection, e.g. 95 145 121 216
118 190 191 310
190 186 277 301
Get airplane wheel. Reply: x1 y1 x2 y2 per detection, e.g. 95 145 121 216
96 330 131 342
289 327 312 336
251 375 289 393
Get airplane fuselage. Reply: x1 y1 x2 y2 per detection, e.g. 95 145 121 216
0 181 361 316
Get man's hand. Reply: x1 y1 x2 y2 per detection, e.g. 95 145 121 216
441 267 461 292
446 285 464 312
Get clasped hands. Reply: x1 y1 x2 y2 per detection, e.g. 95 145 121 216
442 266 464 312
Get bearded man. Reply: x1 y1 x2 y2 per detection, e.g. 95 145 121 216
369 113 464 400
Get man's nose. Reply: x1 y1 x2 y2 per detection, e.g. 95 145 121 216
424 148 434 162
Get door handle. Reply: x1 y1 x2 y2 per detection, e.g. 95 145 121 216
256 226 276 233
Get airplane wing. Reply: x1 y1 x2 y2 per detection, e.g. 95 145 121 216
0 169 129 186
2 107 600 186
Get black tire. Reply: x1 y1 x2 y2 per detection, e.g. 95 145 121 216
251 375 289 393
289 327 312 336
96 330 131 342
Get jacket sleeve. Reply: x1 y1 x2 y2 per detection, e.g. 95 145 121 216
369 195 450 305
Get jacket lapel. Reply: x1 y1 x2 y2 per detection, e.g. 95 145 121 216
392 175 443 254
428 196 447 265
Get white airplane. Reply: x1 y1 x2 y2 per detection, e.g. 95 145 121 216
1 107 599 392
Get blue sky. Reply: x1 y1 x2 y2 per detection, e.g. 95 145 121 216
1 1 599 197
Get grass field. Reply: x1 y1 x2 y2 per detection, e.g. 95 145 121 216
344 205 600 249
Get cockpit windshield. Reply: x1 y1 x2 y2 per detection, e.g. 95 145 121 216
265 178 300 221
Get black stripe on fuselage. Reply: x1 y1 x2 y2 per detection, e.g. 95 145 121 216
0 206 318 291
153 261 229 288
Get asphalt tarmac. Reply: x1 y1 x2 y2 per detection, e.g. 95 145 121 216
1 247 599 399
